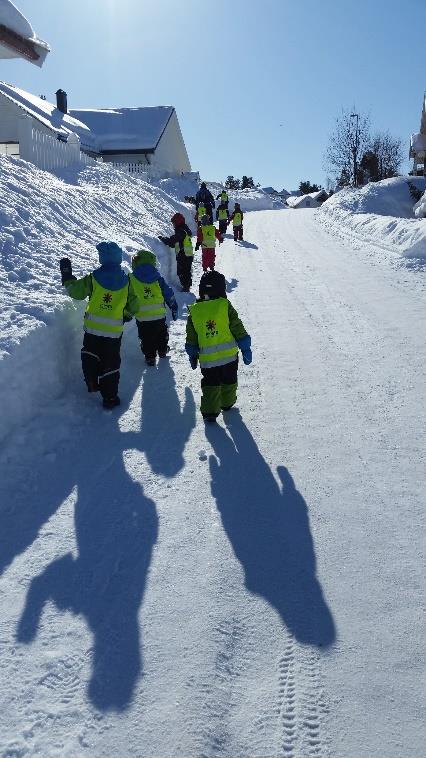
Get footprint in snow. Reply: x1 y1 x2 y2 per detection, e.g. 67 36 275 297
198 449 207 461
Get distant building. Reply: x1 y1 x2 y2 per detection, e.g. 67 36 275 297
409 94 426 175
286 190 328 209
0 81 191 176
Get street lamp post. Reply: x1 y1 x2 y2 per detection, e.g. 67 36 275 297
350 112 359 188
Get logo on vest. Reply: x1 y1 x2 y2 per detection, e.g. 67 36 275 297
206 319 218 337
144 286 153 298
101 292 113 310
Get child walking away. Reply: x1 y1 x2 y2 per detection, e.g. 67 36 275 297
59 241 139 409
129 249 178 366
158 212 194 292
216 202 230 236
185 271 252 422
216 189 229 209
195 203 207 227
195 215 223 272
230 202 244 241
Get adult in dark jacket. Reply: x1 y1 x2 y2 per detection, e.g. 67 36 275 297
60 241 139 409
195 182 215 220
158 212 194 292
129 249 178 366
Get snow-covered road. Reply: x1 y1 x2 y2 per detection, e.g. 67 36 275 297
0 209 424 757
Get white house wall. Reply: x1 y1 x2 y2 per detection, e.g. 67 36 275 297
102 153 150 165
151 110 191 174
0 95 62 143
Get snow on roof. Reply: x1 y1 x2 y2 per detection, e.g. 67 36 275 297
0 81 97 149
0 0 50 66
69 106 175 152
410 132 426 156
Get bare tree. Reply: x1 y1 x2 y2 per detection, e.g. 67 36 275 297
371 131 404 180
325 109 371 187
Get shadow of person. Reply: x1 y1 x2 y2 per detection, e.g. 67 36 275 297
205 413 336 648
16 416 159 712
125 358 195 478
237 240 258 250
225 277 239 294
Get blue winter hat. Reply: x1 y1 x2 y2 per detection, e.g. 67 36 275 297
96 241 123 265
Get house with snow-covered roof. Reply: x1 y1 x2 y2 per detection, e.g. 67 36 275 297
409 93 426 175
0 81 191 175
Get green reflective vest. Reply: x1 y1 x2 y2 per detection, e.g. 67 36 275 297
197 205 207 218
129 275 166 322
84 276 128 338
175 233 193 257
232 212 242 226
190 298 238 368
221 191 228 202
218 208 228 220
201 224 217 249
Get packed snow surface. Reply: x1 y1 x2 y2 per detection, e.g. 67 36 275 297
0 159 424 757
318 176 426 262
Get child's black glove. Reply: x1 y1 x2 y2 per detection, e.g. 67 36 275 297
59 257 74 285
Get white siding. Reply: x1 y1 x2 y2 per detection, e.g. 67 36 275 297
0 96 19 141
151 110 191 175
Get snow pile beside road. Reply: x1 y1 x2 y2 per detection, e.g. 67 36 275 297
0 156 194 442
318 176 426 263
204 181 284 212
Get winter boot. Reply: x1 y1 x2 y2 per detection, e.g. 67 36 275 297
203 413 218 423
103 396 121 409
87 379 99 393
145 357 156 366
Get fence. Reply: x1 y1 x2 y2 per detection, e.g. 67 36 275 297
109 164 199 183
17 114 96 172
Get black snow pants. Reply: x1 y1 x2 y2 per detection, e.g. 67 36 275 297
137 318 169 361
176 251 193 291
81 332 122 400
218 219 228 236
233 225 243 241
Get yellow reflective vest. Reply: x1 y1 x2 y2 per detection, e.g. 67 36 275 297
129 275 166 322
232 212 242 226
175 233 193 257
84 277 128 338
218 208 228 220
200 224 217 249
197 205 207 219
189 298 238 368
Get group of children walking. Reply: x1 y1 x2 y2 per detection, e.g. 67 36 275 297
60 183 252 421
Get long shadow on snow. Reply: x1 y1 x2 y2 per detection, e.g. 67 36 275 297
13 338 195 711
205 412 336 648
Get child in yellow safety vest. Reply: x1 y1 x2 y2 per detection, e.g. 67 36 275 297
230 202 244 241
216 202 230 235
59 241 139 409
185 270 252 422
195 215 223 272
129 249 178 366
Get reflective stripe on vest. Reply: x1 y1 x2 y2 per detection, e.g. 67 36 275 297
218 208 228 220
201 224 216 249
189 298 238 368
175 233 193 257
84 276 128 338
232 212 242 226
130 274 166 322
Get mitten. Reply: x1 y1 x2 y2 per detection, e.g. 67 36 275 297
123 314 133 323
59 257 74 285
158 235 167 243
242 348 252 365
189 355 198 370
171 302 178 321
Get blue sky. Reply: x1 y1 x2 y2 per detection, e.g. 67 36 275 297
4 0 426 190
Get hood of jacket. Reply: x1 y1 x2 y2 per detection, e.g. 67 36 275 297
132 263 161 284
92 262 128 291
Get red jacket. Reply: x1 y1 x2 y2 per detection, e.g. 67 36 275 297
196 226 223 248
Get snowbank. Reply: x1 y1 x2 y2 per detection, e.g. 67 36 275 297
0 156 195 443
318 176 426 263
